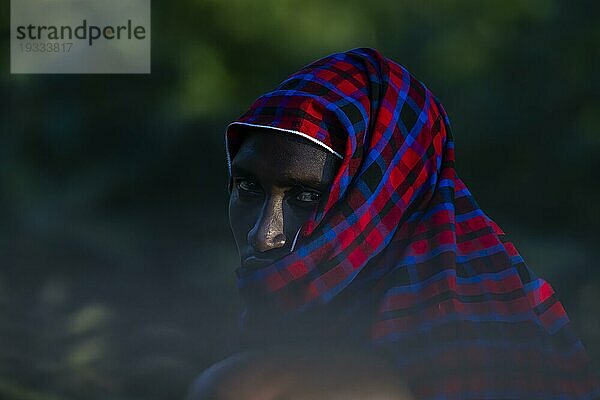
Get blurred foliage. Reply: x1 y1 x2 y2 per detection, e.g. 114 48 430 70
0 0 599 399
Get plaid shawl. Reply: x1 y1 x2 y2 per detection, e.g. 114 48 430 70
225 48 599 399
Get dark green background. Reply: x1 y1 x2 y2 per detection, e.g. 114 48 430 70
1 1 599 399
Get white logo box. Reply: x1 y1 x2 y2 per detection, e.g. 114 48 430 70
11 0 151 74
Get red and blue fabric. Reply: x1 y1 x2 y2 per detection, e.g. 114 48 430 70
225 48 599 399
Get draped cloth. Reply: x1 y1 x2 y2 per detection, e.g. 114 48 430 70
225 48 599 399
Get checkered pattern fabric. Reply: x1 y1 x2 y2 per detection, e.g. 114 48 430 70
225 48 599 399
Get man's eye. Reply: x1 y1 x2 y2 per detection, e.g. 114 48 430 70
296 191 320 203
236 179 260 192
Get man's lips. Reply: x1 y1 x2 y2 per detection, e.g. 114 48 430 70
242 255 276 269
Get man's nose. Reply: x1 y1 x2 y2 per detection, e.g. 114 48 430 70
247 195 287 252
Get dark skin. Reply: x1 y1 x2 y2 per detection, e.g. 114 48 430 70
228 128 340 270
188 129 412 399
187 347 413 400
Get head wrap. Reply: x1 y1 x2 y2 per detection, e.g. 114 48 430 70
225 48 599 399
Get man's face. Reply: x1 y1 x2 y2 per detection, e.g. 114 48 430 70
228 129 339 270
